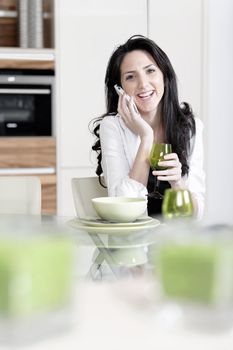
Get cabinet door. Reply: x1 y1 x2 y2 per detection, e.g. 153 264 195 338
148 0 203 119
0 137 56 214
55 0 147 169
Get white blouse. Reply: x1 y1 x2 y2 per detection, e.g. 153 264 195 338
99 114 205 219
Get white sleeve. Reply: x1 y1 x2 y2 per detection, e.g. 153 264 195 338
100 116 147 198
185 118 206 219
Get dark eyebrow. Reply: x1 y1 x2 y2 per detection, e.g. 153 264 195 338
122 70 135 76
122 64 157 76
144 64 156 69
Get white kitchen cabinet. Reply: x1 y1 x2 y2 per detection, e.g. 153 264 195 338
55 0 147 168
55 0 147 215
148 0 203 120
202 0 233 224
148 0 233 224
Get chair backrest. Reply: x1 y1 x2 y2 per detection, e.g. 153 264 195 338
71 177 107 217
0 176 41 215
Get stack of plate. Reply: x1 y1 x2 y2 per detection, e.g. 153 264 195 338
67 216 160 235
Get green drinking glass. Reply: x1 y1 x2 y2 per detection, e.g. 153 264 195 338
148 143 172 199
162 188 193 219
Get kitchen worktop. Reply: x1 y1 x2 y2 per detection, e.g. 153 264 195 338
0 48 55 69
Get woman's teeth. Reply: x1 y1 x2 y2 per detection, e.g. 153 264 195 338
138 91 154 99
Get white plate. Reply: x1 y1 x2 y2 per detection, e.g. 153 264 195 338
78 216 154 227
67 218 160 235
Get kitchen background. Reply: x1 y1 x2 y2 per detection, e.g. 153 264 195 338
0 0 232 224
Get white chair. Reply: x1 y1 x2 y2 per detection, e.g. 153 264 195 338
71 177 122 279
0 176 41 215
71 176 107 218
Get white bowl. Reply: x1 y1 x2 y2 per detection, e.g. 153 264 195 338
91 197 147 223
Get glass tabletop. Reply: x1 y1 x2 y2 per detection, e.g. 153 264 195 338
0 214 163 281
66 216 162 248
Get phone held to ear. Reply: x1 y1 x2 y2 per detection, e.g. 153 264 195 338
114 84 130 102
114 84 139 113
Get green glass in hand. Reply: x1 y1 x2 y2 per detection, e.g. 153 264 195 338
149 143 172 170
162 188 193 219
148 143 172 199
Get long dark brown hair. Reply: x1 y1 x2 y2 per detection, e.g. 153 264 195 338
90 35 195 185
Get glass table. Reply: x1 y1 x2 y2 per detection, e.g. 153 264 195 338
66 216 162 281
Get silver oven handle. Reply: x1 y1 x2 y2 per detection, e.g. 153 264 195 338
0 167 55 175
0 88 51 94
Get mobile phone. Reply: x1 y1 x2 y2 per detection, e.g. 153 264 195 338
114 84 130 102
114 84 138 113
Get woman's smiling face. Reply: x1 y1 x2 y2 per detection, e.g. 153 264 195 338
120 50 164 119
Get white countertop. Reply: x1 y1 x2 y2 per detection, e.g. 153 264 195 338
0 48 55 61
2 278 233 350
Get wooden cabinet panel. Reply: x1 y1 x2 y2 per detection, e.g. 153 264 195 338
0 18 17 47
0 59 55 69
40 174 56 214
0 0 54 49
0 137 56 168
0 137 56 214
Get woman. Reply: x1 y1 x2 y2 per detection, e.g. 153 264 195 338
91 35 205 218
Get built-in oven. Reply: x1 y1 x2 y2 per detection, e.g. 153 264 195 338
0 69 54 136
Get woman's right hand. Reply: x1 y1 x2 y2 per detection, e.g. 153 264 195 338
118 93 153 141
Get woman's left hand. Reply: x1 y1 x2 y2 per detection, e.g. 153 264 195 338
152 153 183 188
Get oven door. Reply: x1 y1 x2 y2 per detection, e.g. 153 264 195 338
0 83 52 136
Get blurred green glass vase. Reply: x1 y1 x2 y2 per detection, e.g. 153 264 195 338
158 241 233 305
0 235 74 319
162 189 193 219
